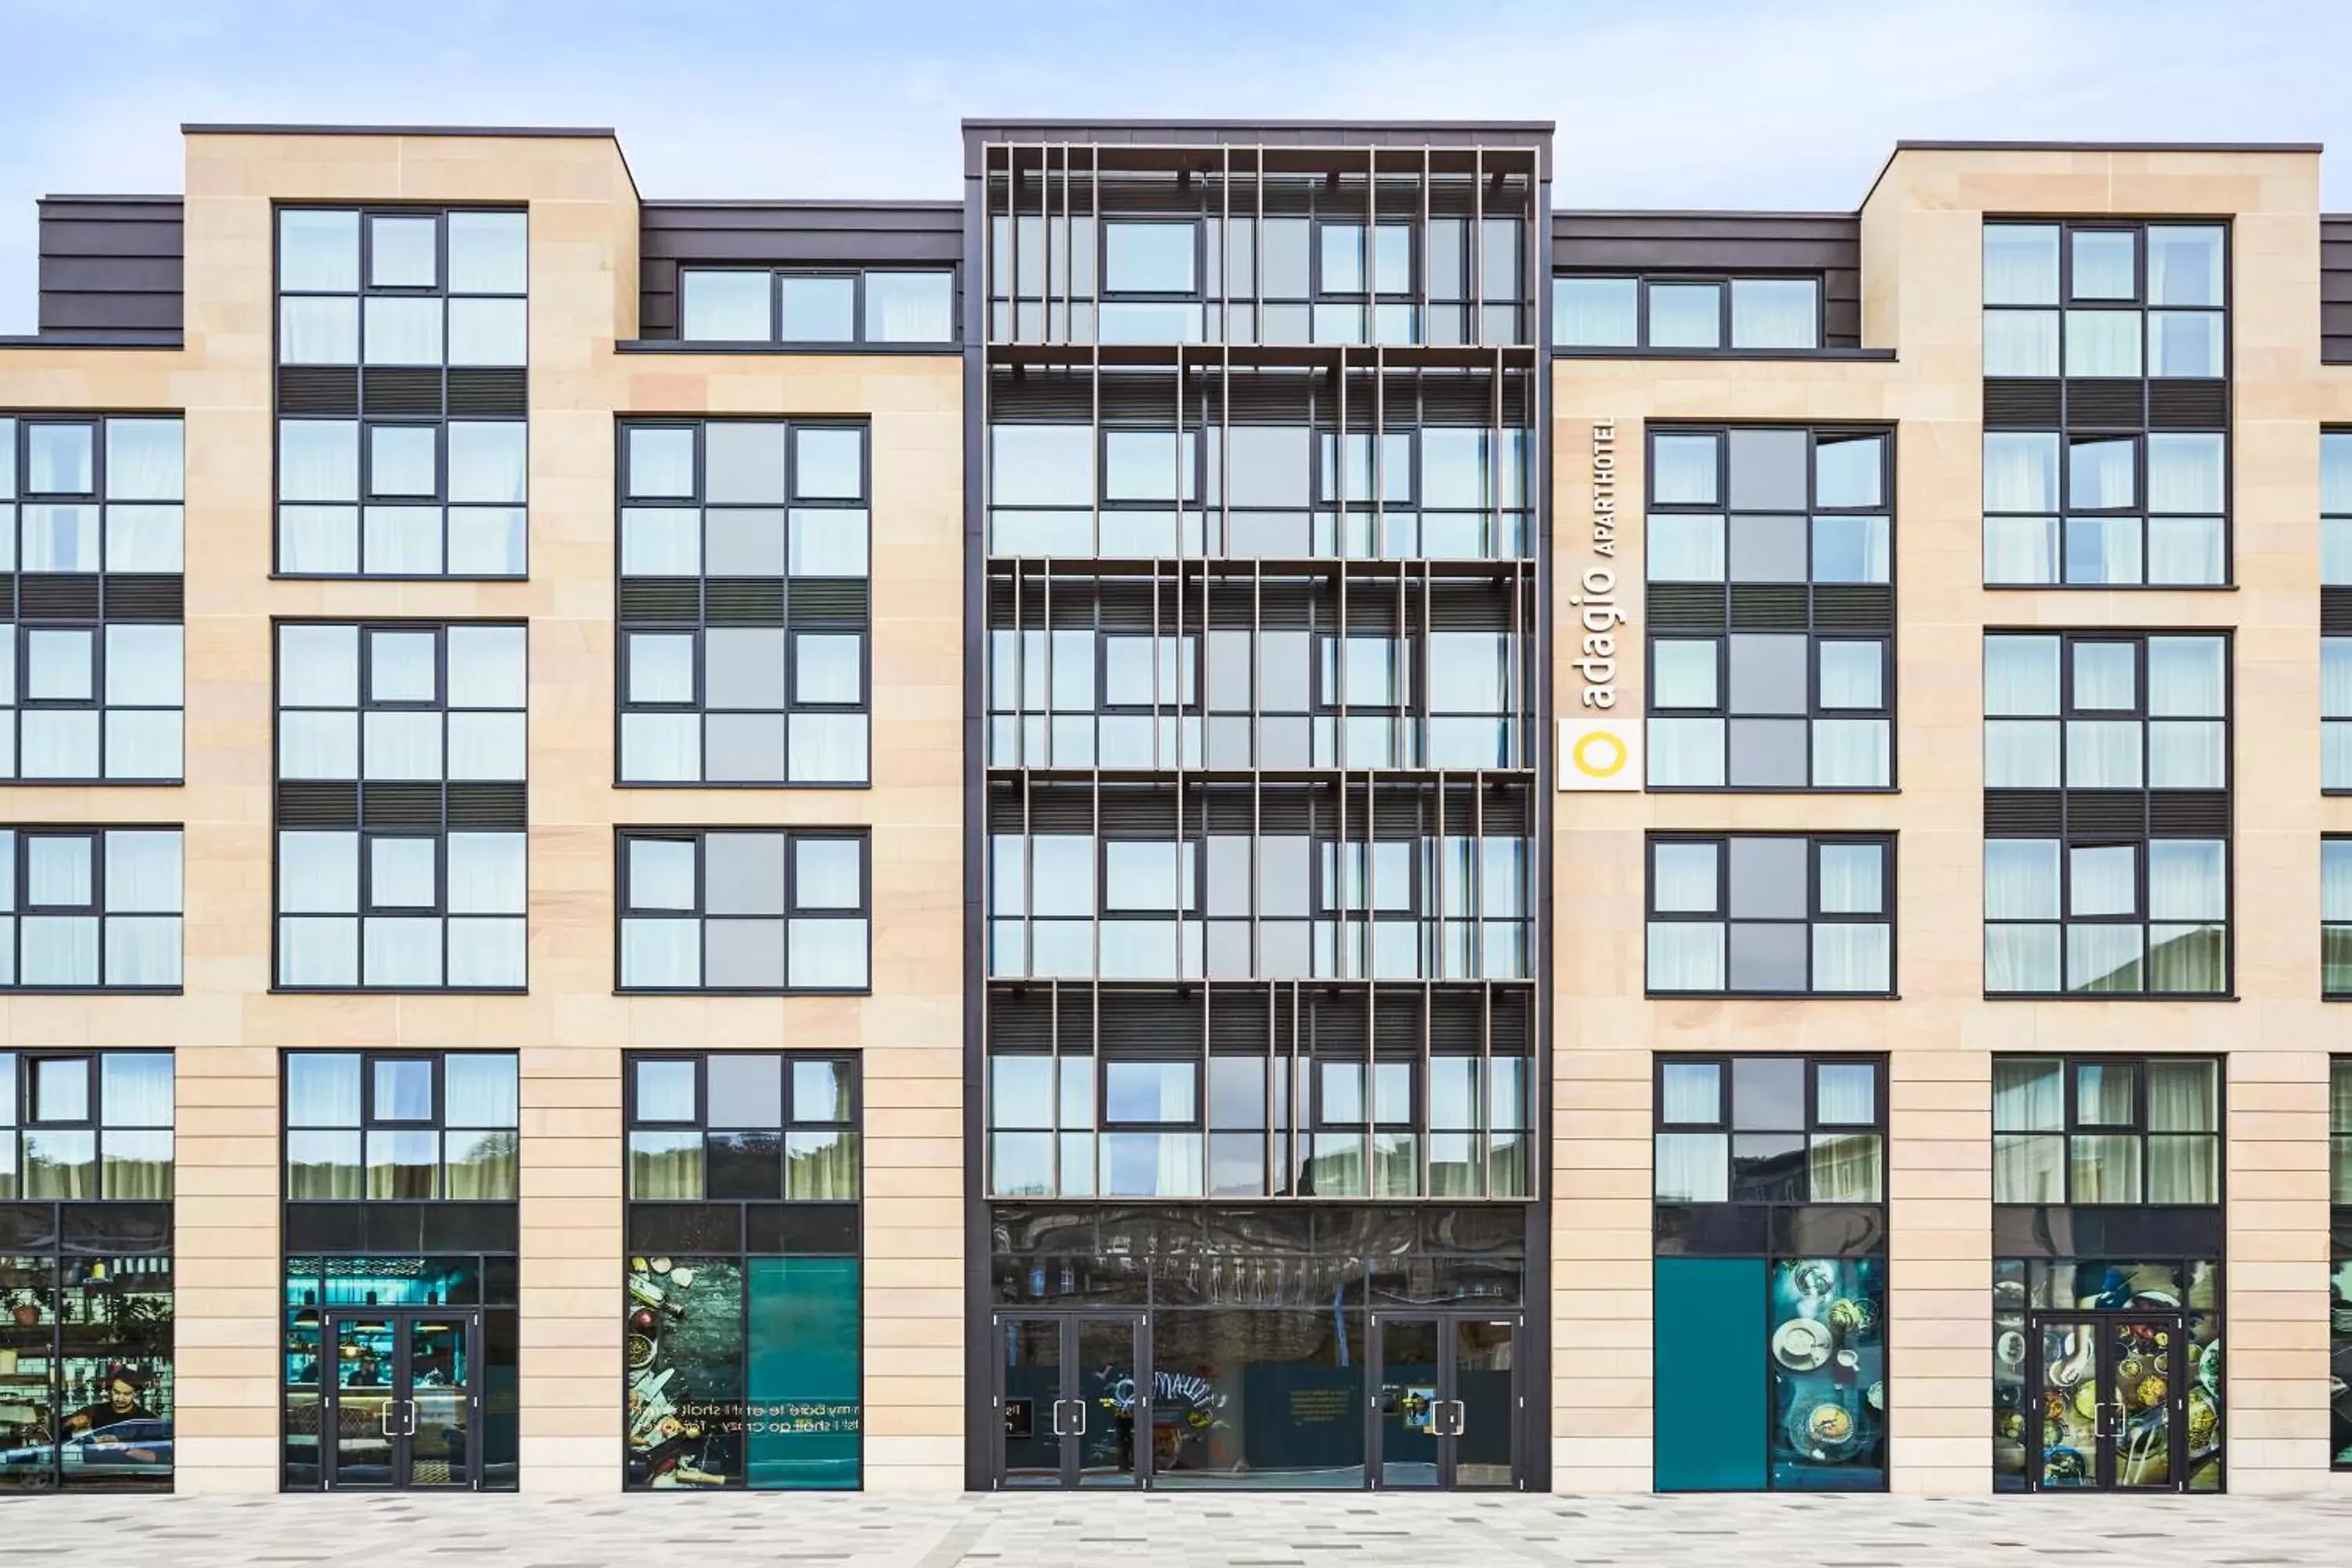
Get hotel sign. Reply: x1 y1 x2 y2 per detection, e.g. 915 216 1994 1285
1560 419 1640 790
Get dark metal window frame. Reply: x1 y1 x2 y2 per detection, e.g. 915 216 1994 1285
278 1047 521 1203
271 202 530 582
1982 629 2234 1000
1551 273 1827 352
0 824 183 994
614 417 874 789
1988 1051 2225 1206
1 1046 175 1196
1650 1051 1889 1205
1981 216 2233 590
270 617 529 994
1644 832 1897 999
2322 433 2352 789
621 1048 863 1196
613 827 873 996
2327 839 2352 999
677 265 961 348
1643 422 1897 793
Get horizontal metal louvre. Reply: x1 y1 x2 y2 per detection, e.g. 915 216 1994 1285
2063 791 2147 836
1984 379 2061 429
277 782 360 828
1810 585 1895 631
1727 584 1809 630
2147 379 2227 430
788 579 872 626
2063 380 2145 428
1984 790 2062 835
2149 791 2230 837
16 575 100 620
1646 583 1726 631
360 783 445 827
2325 586 2352 637
1210 992 1273 1052
1489 989 1530 1051
1374 993 1421 1054
447 782 528 830
99 575 183 621
1307 992 1369 1052
446 368 528 417
702 581 786 626
278 366 359 416
1099 991 1200 1054
618 581 702 622
361 368 444 417
988 987 1054 1051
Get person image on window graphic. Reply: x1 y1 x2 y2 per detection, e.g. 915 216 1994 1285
60 1366 164 1464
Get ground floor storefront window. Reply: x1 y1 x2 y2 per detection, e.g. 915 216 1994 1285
624 1051 862 1490
989 1203 1530 1490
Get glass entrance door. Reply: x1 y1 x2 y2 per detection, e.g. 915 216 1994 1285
2032 1316 2183 1490
1372 1312 1522 1490
321 1308 481 1490
993 1314 1148 1490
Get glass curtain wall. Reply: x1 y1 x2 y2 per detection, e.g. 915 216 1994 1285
0 1050 175 1492
623 1051 862 1490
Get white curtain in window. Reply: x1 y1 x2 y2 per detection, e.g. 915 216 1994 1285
1984 637 2058 714
789 917 869 988
363 916 443 986
1984 434 2059 512
279 420 359 503
788 713 869 783
446 299 527 368
278 712 358 780
104 505 183 572
789 509 869 577
363 711 442 780
1646 717 1723 787
621 918 700 986
1652 843 1717 912
2147 1058 2216 1131
279 506 358 573
278 832 358 914
277 916 358 985
1553 278 1636 347
20 711 99 778
1984 840 2058 920
103 829 181 913
1984 720 2057 787
2070 844 2137 916
620 713 700 782
2148 840 2225 921
2147 434 2223 513
1645 514 1725 583
22 504 99 571
2146 516 2222 586
1645 923 1724 989
1984 515 2058 584
2064 310 2140 376
448 422 527 504
2328 844 2352 924
1992 1133 2064 1200
2328 439 2352 518
362 506 443 575
447 713 526 781
865 272 953 342
1984 925 2059 993
2148 637 2224 717
101 1054 174 1124
103 624 181 706
21 915 99 985
2066 517 2140 585
1982 310 2059 376
1984 227 2059 303
622 507 701 575
447 916 525 987
1812 719 1889 787
447 833 526 914
1994 1058 2063 1131
2147 720 2224 788
103 916 180 986
1813 923 1890 991
279 297 358 365
103 420 182 500
2148 315 2220 381
363 297 443 366
1730 279 1818 348
278 625 358 706
1817 844 1883 913
448 508 527 575
1653 1132 1727 1202
104 711 180 781
2065 720 2140 786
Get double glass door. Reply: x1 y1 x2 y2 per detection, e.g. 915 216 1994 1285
996 1314 1148 1489
2032 1316 2184 1490
321 1309 481 1490
1371 1313 1520 1490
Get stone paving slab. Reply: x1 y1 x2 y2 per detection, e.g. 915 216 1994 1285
6 1490 2352 1566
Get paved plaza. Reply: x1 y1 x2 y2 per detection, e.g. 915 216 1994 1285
4 1490 2351 1566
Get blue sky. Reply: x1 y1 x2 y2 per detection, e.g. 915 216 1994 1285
2 0 2350 332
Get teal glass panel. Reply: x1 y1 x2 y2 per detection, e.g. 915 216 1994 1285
746 1256 862 1489
1654 1255 1766 1490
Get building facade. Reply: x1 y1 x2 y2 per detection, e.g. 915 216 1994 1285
0 121 2347 1498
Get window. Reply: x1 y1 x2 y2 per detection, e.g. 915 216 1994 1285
617 420 870 785
1982 633 2229 996
273 622 528 989
988 178 1530 348
2325 433 2352 788
275 207 528 576
1553 275 1822 350
1646 834 1893 996
1646 426 1893 788
0 1049 176 1493
2325 840 2352 997
1981 221 2227 586
988 1044 1531 1202
1991 1054 2220 1204
281 1050 520 1201
622 1051 862 1490
677 267 956 346
2334 1058 2352 1468
0 415 185 781
616 829 869 992
1650 1054 1886 1491
0 827 182 989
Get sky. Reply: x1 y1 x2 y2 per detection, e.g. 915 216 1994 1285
3 0 2351 332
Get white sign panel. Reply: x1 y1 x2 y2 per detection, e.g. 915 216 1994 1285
1559 718 1641 791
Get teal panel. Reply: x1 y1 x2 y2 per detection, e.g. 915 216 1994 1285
1653 1256 1766 1490
746 1256 862 1490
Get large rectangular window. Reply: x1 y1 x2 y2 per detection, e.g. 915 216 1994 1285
1646 426 1893 789
1990 1054 2220 1205
1982 221 2227 586
624 1051 861 1490
680 267 956 346
617 420 870 785
0 826 181 990
282 1050 519 1203
0 415 184 782
275 207 528 577
0 1049 175 1492
1554 275 1822 350
1645 833 1893 996
1652 1054 1886 1492
2323 432 2352 789
616 829 869 993
2332 1058 2352 1468
1982 632 2229 996
274 622 528 990
2327 840 2352 997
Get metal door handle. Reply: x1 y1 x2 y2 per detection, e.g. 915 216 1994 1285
379 1400 398 1437
405 1399 419 1436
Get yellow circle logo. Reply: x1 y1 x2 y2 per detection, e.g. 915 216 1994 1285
1571 728 1628 779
